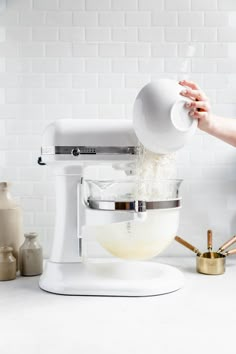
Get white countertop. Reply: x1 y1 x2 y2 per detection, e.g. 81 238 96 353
1 257 236 354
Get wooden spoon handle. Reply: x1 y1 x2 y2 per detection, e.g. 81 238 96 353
175 236 201 256
207 230 213 251
218 235 236 253
225 248 236 256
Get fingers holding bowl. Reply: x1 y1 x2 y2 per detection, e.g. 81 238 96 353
180 88 207 102
179 80 212 130
184 100 210 112
189 110 208 120
179 80 200 91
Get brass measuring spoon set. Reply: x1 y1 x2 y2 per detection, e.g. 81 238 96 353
175 231 236 275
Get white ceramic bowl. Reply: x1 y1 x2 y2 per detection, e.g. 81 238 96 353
133 79 197 154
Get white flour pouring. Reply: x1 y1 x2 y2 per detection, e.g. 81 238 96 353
134 143 177 201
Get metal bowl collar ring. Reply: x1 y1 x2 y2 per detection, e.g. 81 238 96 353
86 198 181 213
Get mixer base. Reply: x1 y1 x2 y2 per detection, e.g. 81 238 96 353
39 259 184 296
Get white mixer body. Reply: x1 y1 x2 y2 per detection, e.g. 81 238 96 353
40 119 138 262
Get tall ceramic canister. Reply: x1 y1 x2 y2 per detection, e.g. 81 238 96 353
0 182 24 270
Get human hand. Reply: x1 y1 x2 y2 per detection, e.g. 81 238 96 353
179 80 213 132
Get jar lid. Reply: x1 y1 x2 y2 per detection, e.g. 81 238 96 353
24 232 38 238
0 182 9 190
0 246 13 253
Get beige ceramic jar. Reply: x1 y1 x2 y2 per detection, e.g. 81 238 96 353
19 232 43 276
0 182 24 269
0 246 16 281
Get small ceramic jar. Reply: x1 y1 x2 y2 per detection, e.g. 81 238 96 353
19 232 43 276
0 246 16 281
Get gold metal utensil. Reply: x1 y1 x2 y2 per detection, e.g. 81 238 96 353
175 231 236 275
175 232 225 275
196 230 226 275
196 252 225 275
198 244 236 275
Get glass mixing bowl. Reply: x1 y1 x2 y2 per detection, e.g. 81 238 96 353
83 178 182 260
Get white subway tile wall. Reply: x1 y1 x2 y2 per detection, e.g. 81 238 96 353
0 0 236 257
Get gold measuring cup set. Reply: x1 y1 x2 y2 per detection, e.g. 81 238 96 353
175 231 236 275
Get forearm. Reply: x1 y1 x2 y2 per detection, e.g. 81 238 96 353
203 115 236 147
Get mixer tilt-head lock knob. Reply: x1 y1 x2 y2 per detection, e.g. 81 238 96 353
71 148 80 156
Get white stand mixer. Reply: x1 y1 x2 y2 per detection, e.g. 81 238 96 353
38 119 183 296
38 79 196 296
